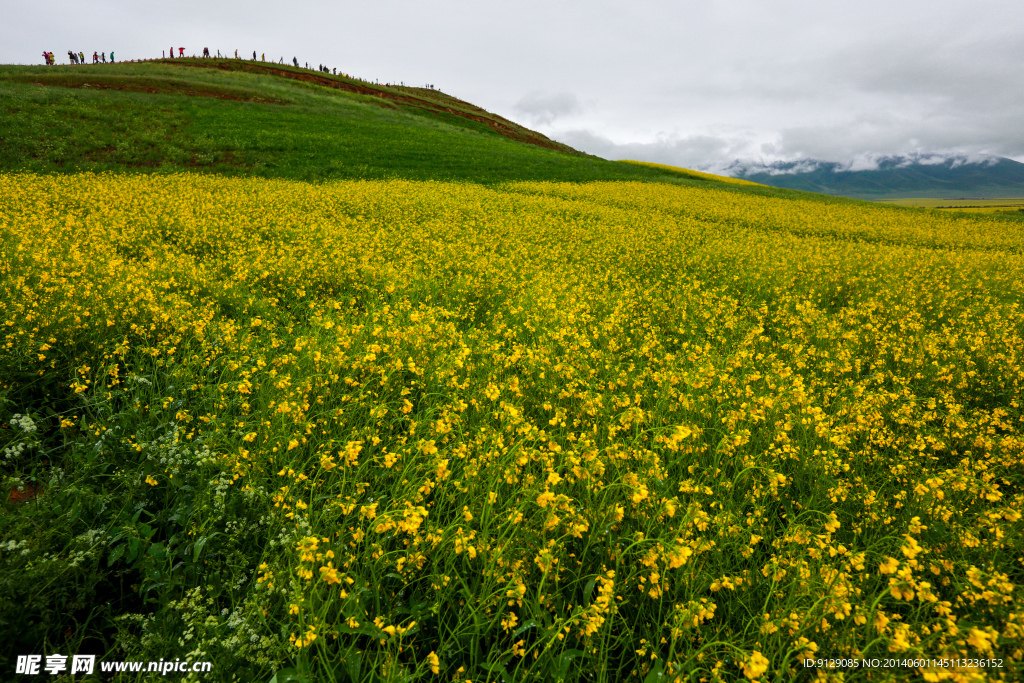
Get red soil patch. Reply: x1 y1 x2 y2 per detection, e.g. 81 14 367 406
8 484 41 505
18 74 288 104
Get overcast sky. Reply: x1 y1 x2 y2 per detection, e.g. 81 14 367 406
6 0 1023 172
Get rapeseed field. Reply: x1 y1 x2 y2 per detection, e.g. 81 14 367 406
1 172 1022 682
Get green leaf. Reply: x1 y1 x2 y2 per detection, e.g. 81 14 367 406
512 619 538 639
556 649 589 680
478 659 511 674
192 535 208 563
343 651 362 681
268 668 309 683
642 660 665 683
338 624 384 639
147 541 166 560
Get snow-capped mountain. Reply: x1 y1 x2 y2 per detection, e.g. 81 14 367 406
727 154 1024 199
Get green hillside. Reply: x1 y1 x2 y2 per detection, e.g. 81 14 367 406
1 59 703 185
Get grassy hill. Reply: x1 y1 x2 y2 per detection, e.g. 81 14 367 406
2 60 1023 683
1 59 727 186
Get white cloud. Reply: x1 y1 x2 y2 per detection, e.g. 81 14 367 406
550 129 760 174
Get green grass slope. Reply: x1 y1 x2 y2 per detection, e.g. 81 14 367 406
0 59 699 185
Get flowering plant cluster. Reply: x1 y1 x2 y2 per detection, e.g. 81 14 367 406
1 172 1021 681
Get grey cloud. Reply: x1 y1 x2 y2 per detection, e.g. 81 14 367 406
512 92 583 127
839 34 1024 102
768 104 1024 163
550 130 760 174
554 116 1024 176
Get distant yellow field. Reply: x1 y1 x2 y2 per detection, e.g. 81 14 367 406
619 159 766 187
879 197 1024 214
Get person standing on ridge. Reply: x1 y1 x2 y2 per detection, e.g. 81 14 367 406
203 47 210 58
179 47 185 57
170 46 175 58
79 51 85 64
110 51 114 62
252 51 256 61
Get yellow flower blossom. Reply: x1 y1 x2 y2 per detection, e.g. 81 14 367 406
741 651 769 679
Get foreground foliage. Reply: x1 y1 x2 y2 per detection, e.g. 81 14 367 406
1 172 1023 681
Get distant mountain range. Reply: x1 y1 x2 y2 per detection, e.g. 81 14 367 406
728 154 1024 199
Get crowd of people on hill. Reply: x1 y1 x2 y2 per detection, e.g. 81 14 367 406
36 47 442 93
43 51 114 65
156 47 346 75
42 46 347 75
